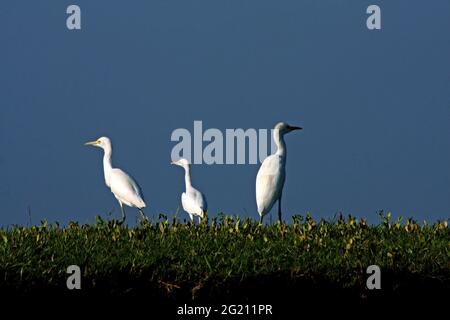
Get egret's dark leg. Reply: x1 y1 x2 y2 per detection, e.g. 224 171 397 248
278 194 283 223
259 214 263 224
119 203 126 223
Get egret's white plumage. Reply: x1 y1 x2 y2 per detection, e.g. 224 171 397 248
172 158 207 223
85 137 146 222
256 122 302 223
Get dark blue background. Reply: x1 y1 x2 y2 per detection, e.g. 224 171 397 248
1 1 449 225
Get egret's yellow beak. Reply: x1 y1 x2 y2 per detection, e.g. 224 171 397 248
85 140 99 146
170 161 176 165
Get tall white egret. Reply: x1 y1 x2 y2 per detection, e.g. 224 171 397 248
256 122 302 223
171 158 208 223
85 137 146 222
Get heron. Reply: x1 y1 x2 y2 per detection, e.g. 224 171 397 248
85 136 146 223
171 158 208 223
256 122 302 223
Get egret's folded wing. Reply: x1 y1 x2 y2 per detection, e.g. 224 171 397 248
182 192 201 216
110 169 146 208
191 188 207 212
256 155 284 215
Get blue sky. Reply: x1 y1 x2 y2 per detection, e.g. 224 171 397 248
1 1 449 226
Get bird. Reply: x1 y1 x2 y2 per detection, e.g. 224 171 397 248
256 122 302 223
171 158 208 223
85 136 146 223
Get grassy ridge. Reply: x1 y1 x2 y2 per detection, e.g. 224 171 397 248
0 213 449 303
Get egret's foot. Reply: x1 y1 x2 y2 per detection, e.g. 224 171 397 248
138 215 149 226
110 218 120 226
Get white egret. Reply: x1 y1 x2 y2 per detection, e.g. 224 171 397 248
256 122 302 223
171 158 208 223
85 137 146 222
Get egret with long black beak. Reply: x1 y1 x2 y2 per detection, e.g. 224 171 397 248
171 158 208 223
256 122 302 223
85 137 146 223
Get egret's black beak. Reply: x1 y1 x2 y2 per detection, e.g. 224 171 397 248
289 126 303 131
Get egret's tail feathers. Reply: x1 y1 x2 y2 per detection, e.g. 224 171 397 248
136 198 146 209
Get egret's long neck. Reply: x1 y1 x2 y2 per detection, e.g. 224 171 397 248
184 165 193 190
274 129 286 158
102 146 113 187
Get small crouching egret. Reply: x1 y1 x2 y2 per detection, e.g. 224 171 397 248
171 158 208 223
256 122 302 223
85 137 146 223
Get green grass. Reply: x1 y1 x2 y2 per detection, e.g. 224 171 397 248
0 212 449 301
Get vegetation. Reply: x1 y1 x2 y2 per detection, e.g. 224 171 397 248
0 212 449 305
